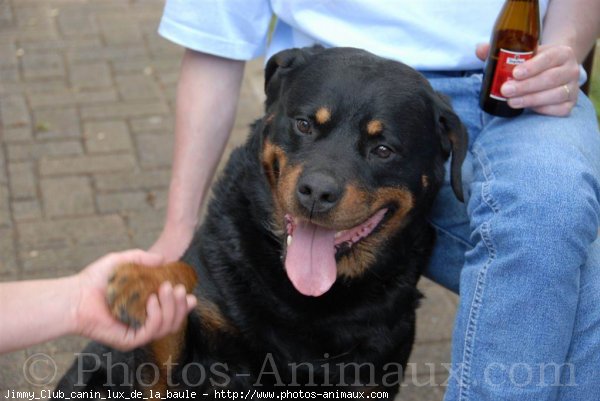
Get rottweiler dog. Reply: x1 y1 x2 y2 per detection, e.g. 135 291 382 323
54 46 467 400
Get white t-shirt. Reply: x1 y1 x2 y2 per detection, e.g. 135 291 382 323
159 0 549 71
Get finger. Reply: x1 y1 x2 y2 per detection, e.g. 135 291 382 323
156 282 176 338
531 103 575 117
501 66 578 98
136 294 163 342
512 45 573 80
170 285 189 333
186 294 198 311
475 42 490 61
507 84 576 109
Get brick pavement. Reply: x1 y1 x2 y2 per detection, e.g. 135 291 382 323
0 1 458 399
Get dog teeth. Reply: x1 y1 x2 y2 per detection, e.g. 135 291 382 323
287 235 293 246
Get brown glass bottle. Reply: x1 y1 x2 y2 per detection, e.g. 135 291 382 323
480 0 540 117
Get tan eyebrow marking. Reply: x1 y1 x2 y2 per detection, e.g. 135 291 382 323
366 120 383 136
315 107 331 124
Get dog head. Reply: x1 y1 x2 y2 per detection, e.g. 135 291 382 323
259 47 467 297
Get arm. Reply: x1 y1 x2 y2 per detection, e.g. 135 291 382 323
150 50 245 261
499 0 600 116
542 0 600 62
0 250 196 354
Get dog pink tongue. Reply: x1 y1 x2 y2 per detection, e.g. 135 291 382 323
285 220 337 297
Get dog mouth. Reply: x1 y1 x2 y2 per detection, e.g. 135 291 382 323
283 208 389 297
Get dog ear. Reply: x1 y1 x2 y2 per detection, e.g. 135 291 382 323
264 45 324 107
433 93 469 202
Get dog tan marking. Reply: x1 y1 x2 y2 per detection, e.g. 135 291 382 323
315 107 331 124
366 120 383 136
262 140 288 187
275 164 303 220
107 261 197 398
338 187 414 279
421 175 430 188
196 297 235 333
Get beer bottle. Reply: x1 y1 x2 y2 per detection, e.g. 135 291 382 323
480 0 540 117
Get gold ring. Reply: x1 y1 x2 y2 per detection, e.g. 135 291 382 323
563 84 571 100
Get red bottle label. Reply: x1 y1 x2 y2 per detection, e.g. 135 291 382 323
489 49 534 101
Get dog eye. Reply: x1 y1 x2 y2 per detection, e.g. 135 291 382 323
372 145 394 159
295 119 312 135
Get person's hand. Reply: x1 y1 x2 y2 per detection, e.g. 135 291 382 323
72 250 197 351
149 224 195 262
476 43 580 116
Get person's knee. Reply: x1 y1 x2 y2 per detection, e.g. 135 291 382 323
506 153 599 245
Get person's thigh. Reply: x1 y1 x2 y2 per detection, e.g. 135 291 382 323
428 76 600 400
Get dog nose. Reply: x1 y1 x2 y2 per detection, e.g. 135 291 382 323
296 172 343 213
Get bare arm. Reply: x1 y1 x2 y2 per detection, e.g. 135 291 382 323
151 50 245 261
0 250 195 354
542 0 600 62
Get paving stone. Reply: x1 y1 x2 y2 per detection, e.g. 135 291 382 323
0 40 17 68
115 74 162 101
135 133 173 168
111 57 180 74
13 4 54 30
147 36 184 58
0 351 29 388
2 127 34 142
21 53 65 80
97 191 151 213
7 140 83 162
28 88 118 108
1 94 31 128
41 176 94 217
19 37 102 53
396 378 447 401
125 209 166 249
0 0 14 27
69 61 112 89
83 120 132 153
0 148 6 184
0 65 20 84
39 153 136 175
17 215 129 250
0 184 12 227
0 79 66 95
148 188 168 209
12 199 42 221
415 279 458 343
67 46 146 63
407 342 451 377
130 115 174 134
94 169 171 192
0 228 18 277
81 101 169 120
8 162 37 200
57 8 98 36
33 107 80 139
19 242 118 273
98 15 143 45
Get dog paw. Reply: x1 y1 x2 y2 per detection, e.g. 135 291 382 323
106 262 198 329
106 262 199 329
106 263 159 329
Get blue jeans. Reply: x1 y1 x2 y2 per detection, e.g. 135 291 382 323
424 72 600 401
